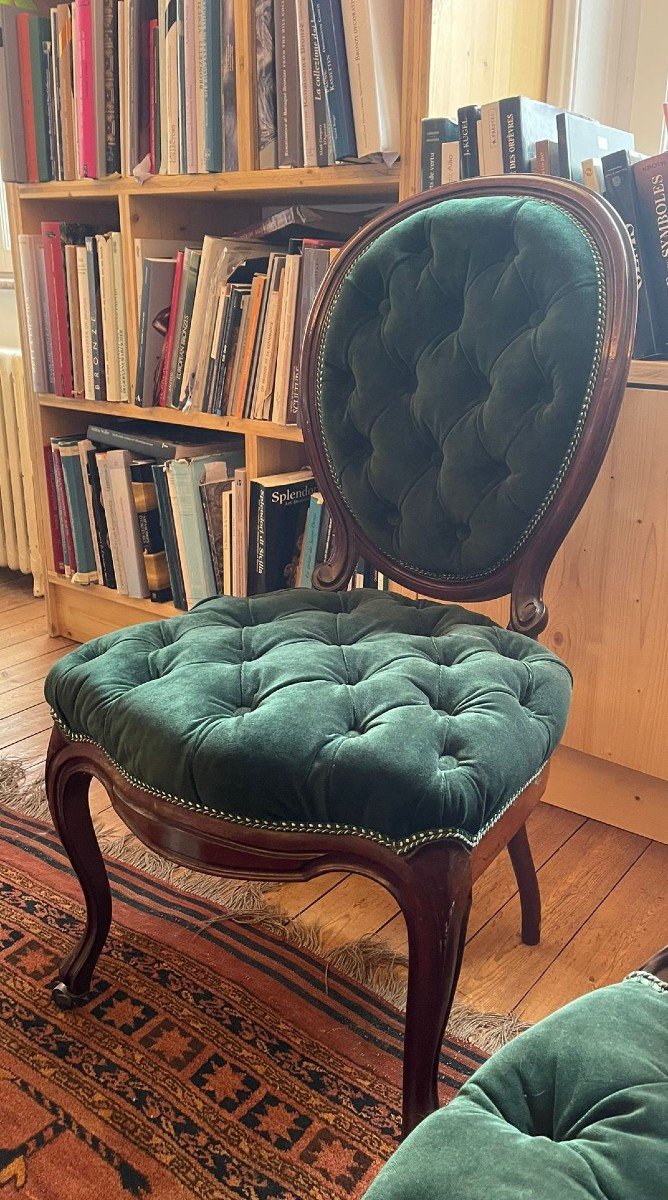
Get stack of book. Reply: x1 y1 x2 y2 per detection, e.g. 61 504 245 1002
44 421 387 604
0 0 404 183
19 223 129 400
420 97 668 360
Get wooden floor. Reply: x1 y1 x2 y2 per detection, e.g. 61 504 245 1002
2 567 666 1023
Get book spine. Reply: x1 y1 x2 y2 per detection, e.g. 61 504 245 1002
51 442 76 577
58 5 77 180
297 493 322 585
110 232 130 401
96 233 118 400
632 159 668 349
247 480 265 594
479 101 503 176
311 0 356 160
76 245 95 399
131 461 172 602
85 236 106 400
41 223 73 398
159 251 185 406
35 244 55 391
457 105 480 179
220 0 238 171
0 7 28 183
103 0 120 174
499 96 521 173
172 250 201 407
74 0 98 177
165 0 180 173
77 441 104 582
295 0 316 166
308 1 329 166
85 446 116 586
50 10 63 179
148 18 158 173
194 0 206 172
29 17 52 182
43 444 66 575
274 0 303 167
421 118 445 190
106 450 150 597
203 0 222 171
59 444 98 580
96 452 128 592
152 462 187 608
183 0 198 172
44 36 59 181
604 159 661 358
17 14 39 184
232 469 247 596
200 482 224 594
64 243 85 397
256 0 278 168
176 0 187 171
18 236 48 393
167 459 215 607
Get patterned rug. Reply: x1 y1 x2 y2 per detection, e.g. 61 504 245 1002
0 803 485 1198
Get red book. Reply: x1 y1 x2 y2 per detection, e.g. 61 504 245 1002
50 443 76 578
74 0 98 178
43 445 65 575
17 13 38 184
41 223 74 398
159 250 184 406
148 18 158 174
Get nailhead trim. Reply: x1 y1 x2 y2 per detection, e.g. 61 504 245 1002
625 970 668 995
316 198 607 584
51 710 548 856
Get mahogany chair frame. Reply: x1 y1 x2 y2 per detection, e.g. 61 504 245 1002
46 175 636 1138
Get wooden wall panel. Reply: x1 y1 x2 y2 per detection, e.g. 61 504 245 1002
428 0 553 116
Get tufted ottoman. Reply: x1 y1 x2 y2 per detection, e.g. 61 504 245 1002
362 969 668 1200
45 590 571 843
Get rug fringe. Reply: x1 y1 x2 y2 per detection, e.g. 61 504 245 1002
1 755 528 1053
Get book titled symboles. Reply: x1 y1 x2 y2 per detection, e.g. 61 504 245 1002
248 469 317 594
602 150 663 359
632 153 668 353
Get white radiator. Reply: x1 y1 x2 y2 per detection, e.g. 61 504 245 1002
0 350 43 594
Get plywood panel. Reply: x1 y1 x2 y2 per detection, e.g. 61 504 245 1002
429 0 553 116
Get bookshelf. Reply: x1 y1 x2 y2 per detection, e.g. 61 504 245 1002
4 0 560 643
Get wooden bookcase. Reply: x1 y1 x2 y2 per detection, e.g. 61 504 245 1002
5 0 558 645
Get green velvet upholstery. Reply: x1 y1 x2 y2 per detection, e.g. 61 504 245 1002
319 196 603 580
44 590 571 846
363 972 668 1199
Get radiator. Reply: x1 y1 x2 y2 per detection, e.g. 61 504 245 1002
0 350 43 594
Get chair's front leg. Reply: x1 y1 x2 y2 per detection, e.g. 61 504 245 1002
399 842 472 1137
45 727 112 1008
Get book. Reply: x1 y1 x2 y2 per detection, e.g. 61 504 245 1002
74 0 99 177
203 0 222 171
221 0 238 170
55 4 77 179
420 117 458 190
0 4 28 183
50 439 76 577
83 444 116 587
95 450 128 592
200 469 233 594
212 284 250 416
252 253 286 418
273 0 303 167
159 250 185 406
110 232 130 401
64 244 85 398
87 419 243 461
297 490 324 586
49 8 63 180
341 0 403 162
76 245 95 400
534 138 560 176
231 273 266 416
441 140 460 184
631 153 668 355
581 157 605 194
232 467 247 596
287 238 338 423
273 250 302 423
103 0 120 173
256 0 278 168
234 201 384 243
308 0 330 165
105 448 150 596
17 12 39 183
498 96 561 174
58 438 99 583
29 16 52 182
135 257 177 407
85 235 106 400
247 468 317 594
295 0 317 166
41 222 79 399
170 246 202 406
167 454 231 606
130 460 172 601
18 235 49 394
557 113 634 184
479 101 503 176
152 461 187 607
77 438 104 583
43 445 66 575
457 104 480 179
96 232 121 401
311 0 357 161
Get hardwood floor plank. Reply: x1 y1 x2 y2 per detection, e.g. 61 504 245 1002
0 634 73 671
457 820 648 1013
273 874 350 918
0 679 52 720
517 839 668 1022
0 648 72 692
0 600 46 631
298 874 399 953
0 702 54 750
0 617 55 650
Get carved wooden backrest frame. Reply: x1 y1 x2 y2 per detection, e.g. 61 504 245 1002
300 176 637 637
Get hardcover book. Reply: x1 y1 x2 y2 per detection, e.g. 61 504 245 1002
130 459 172 601
0 4 28 183
420 117 458 190
135 257 177 407
87 419 242 462
498 96 562 174
247 468 317 594
273 0 303 166
221 0 238 170
631 153 668 354
457 104 480 179
556 113 634 184
534 138 559 176
151 462 187 608
311 0 357 161
256 0 278 168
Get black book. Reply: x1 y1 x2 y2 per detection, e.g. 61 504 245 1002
151 462 186 608
556 113 634 184
273 0 303 166
247 469 317 594
602 150 662 359
457 105 481 178
499 97 562 174
103 0 120 174
213 284 249 415
87 419 240 461
420 117 458 190
85 447 116 588
130 461 172 602
632 153 668 354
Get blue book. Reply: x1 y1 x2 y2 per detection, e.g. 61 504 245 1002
167 454 243 607
57 439 98 581
310 0 356 160
203 0 222 171
297 492 324 586
152 463 187 609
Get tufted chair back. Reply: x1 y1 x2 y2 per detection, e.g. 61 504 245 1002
302 177 636 637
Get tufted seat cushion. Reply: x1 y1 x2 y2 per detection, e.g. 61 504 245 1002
362 971 668 1199
45 589 571 847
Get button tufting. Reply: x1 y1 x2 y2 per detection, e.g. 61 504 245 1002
234 707 252 716
439 755 458 770
456 525 470 542
345 730 362 738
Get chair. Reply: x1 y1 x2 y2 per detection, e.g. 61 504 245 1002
44 175 636 1138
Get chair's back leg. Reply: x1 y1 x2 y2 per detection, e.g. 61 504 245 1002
399 842 472 1138
46 727 112 1008
507 822 541 945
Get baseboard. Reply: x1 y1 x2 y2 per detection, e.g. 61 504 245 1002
546 745 668 844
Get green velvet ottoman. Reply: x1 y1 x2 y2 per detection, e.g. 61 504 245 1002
363 971 668 1199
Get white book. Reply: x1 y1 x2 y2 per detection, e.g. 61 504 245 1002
183 0 199 172
77 439 104 582
76 246 95 400
295 0 317 166
158 0 169 174
96 234 121 401
36 244 55 392
253 256 286 420
18 235 49 394
105 450 150 597
166 456 218 607
221 486 233 595
341 0 403 162
582 157 605 194
110 232 130 401
96 452 128 593
441 140 461 183
273 251 301 424
64 244 85 398
480 101 503 176
195 0 206 173
165 0 181 173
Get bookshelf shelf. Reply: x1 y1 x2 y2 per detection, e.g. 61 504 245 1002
37 395 305 443
627 359 668 388
17 165 401 203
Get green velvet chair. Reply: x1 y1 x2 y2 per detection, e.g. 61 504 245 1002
362 950 668 1199
43 175 636 1137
